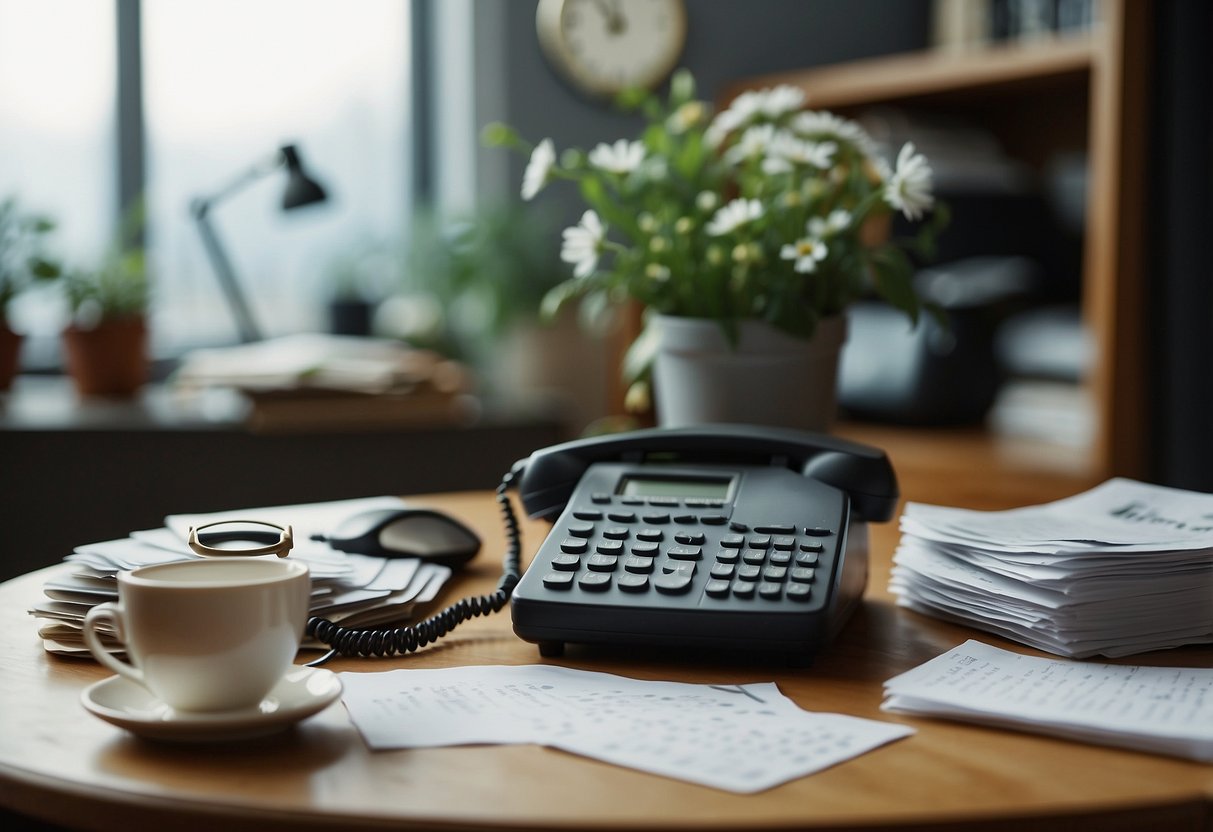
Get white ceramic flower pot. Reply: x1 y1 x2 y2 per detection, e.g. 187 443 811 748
651 313 847 432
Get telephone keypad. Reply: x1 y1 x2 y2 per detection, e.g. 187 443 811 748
535 502 836 608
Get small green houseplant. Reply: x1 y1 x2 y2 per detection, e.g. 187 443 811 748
0 196 62 390
62 202 151 397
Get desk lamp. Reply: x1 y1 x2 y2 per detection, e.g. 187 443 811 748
189 144 328 342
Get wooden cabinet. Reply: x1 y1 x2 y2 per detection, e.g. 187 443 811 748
726 0 1149 508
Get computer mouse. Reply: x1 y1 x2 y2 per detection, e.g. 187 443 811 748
316 507 481 569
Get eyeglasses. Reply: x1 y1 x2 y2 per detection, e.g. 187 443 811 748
187 520 294 558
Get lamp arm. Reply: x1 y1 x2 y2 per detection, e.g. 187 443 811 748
190 202 264 343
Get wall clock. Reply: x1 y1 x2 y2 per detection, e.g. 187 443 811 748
536 0 688 99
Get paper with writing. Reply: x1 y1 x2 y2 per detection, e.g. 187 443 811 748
340 664 913 793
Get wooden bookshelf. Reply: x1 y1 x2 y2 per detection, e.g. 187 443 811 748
728 0 1150 503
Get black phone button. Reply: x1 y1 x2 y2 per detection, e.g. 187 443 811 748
786 583 813 602
736 564 761 581
673 514 698 524
636 529 664 542
731 581 755 598
568 522 595 538
648 497 679 507
742 550 766 565
620 497 646 506
720 534 745 548
591 493 611 504
543 572 574 589
623 555 654 573
667 545 702 560
790 567 816 582
587 554 619 571
578 573 611 591
795 551 820 567
595 540 624 555
608 512 638 523
661 562 696 576
705 579 730 597
763 566 788 582
560 538 589 554
729 522 749 532
674 531 705 545
642 513 671 524
603 527 630 540
654 573 692 594
754 525 795 534
551 554 581 571
700 514 728 525
799 541 824 553
710 562 735 579
631 541 659 556
758 582 782 599
714 549 739 563
769 551 792 565
748 535 772 549
617 573 649 592
772 536 796 550
804 527 834 537
573 510 603 521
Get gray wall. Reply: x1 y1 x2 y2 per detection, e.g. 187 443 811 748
475 0 932 208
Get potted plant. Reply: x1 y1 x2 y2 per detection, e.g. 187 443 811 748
400 205 612 431
62 205 151 397
0 197 62 391
486 70 945 431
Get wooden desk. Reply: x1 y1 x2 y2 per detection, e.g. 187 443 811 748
1 490 1210 832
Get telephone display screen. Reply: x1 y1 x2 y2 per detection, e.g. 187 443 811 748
617 475 733 499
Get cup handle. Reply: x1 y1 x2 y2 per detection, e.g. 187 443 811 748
82 602 144 686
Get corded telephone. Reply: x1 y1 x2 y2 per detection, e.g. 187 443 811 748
305 424 897 665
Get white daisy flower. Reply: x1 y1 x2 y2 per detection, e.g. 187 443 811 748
560 210 605 279
724 124 778 164
761 133 838 174
706 198 764 236
588 139 645 174
520 138 555 201
759 84 807 118
808 209 852 238
884 142 935 221
780 237 829 273
705 89 767 147
792 110 882 160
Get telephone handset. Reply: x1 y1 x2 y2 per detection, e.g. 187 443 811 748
304 425 896 666
510 424 897 662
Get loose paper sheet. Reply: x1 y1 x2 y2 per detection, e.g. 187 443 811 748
882 640 1213 762
340 664 913 793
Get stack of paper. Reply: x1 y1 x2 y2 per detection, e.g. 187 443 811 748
890 478 1213 658
883 640 1213 763
29 497 452 656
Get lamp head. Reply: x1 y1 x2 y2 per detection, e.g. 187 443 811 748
279 144 327 210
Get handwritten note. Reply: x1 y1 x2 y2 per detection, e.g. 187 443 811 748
882 640 1213 762
340 665 913 793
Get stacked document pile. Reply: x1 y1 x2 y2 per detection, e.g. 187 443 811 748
883 640 1213 763
29 497 453 656
890 478 1213 658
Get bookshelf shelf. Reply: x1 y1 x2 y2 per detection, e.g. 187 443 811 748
728 0 1149 503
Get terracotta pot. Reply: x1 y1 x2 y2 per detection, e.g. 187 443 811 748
62 316 148 397
0 323 21 392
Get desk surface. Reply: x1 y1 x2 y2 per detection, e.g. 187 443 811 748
1 490 1210 832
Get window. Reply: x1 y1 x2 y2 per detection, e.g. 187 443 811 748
0 0 416 365
0 0 115 364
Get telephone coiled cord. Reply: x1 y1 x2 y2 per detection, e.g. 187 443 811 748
304 467 523 665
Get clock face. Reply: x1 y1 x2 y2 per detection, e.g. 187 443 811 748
537 0 688 97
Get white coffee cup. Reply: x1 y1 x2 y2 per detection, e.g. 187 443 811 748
82 558 311 713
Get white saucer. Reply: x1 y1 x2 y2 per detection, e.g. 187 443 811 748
81 666 343 742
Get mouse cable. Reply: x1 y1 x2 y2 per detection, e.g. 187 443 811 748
303 465 524 665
